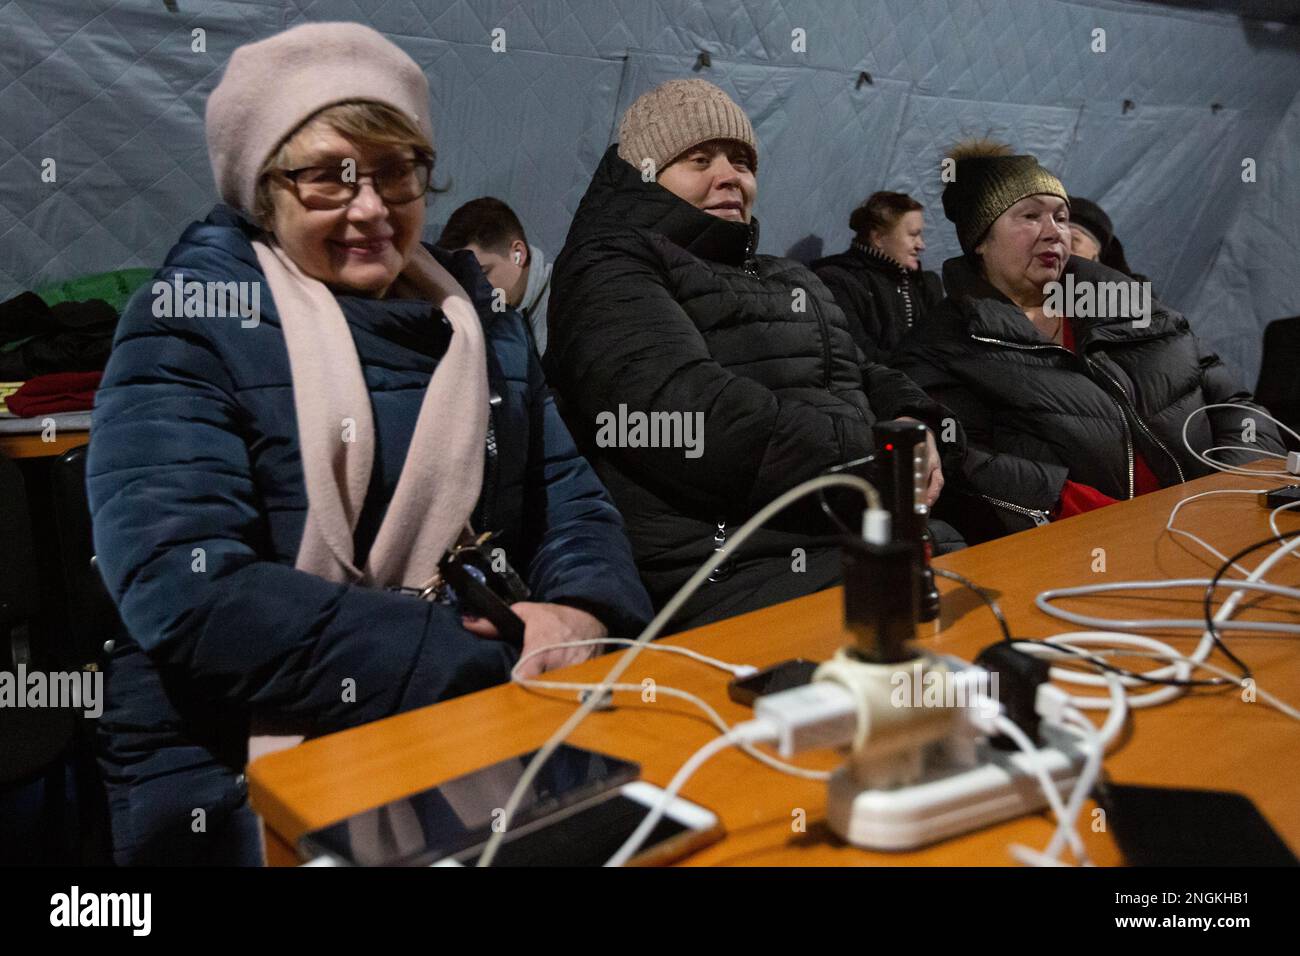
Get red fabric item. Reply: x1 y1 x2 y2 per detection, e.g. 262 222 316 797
6 370 102 417
1058 317 1163 505
1054 479 1119 519
1133 450 1162 496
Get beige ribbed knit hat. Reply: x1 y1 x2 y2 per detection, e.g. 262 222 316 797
617 79 758 174
206 22 434 216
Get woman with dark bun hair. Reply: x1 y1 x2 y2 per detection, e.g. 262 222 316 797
812 191 944 362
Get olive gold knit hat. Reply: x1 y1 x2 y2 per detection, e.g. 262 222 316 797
617 79 758 175
941 138 1068 255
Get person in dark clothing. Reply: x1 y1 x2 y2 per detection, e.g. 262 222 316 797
437 197 553 356
1067 195 1152 287
88 23 651 866
811 192 944 363
544 79 956 629
892 138 1284 543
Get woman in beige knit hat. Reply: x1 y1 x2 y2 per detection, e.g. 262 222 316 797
891 138 1284 543
544 78 956 631
86 21 651 866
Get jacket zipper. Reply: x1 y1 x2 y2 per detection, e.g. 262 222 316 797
1085 356 1186 486
814 305 834 390
977 491 1050 527
1082 358 1136 499
742 227 758 278
480 389 502 530
970 333 1135 499
899 273 914 330
707 519 733 582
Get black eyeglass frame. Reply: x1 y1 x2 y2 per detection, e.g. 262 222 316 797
268 154 435 209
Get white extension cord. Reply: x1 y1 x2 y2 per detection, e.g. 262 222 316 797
501 404 1300 868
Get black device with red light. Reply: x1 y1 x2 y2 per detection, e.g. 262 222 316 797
870 420 942 624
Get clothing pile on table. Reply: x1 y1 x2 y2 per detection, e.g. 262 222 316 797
0 269 151 432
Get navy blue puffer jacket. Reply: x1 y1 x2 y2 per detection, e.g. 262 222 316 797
87 205 652 865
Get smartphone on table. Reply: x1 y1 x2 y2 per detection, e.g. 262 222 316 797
298 743 722 867
727 658 820 706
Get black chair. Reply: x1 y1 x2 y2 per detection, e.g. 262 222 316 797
48 443 117 863
0 451 78 862
50 444 120 672
1256 316 1300 451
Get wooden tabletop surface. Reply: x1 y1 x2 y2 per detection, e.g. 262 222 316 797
0 428 88 459
249 469 1300 866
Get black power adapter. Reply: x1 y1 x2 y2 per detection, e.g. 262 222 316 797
841 536 917 664
1260 484 1300 509
974 642 1051 750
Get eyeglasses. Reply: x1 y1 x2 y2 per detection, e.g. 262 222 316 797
270 156 433 210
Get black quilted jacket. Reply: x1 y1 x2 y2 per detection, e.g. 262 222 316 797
892 254 1285 541
811 243 944 363
544 145 945 627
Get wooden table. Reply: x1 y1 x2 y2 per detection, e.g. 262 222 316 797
0 428 88 459
249 470 1300 866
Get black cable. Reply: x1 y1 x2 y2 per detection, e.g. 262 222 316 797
1005 636 1238 689
937 567 1240 689
819 495 855 536
933 566 1012 641
1201 532 1300 683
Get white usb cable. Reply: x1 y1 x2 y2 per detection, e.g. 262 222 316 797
476 472 886 867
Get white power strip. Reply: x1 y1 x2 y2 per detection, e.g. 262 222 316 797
825 723 1089 851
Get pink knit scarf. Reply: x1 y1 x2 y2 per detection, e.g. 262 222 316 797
247 240 488 763
253 240 487 589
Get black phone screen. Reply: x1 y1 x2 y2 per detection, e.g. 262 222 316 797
728 659 820 706
299 744 640 866
455 792 691 866
1098 782 1298 866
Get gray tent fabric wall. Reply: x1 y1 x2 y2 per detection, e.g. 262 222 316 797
2 0 1298 384
1193 85 1300 382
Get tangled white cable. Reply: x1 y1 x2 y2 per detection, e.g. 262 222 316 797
1182 403 1300 477
476 472 885 867
509 638 828 782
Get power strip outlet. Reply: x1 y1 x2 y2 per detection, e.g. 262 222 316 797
825 724 1089 851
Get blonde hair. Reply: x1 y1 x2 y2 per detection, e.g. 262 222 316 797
252 100 435 228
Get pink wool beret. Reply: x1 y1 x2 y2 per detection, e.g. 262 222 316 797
205 22 434 215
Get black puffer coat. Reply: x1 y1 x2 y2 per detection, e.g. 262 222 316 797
811 242 944 363
545 145 947 628
892 255 1285 541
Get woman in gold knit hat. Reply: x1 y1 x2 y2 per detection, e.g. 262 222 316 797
891 139 1283 542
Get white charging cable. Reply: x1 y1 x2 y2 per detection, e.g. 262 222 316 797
603 717 780 867
514 637 758 680
1269 498 1300 554
509 639 828 782
1008 670 1127 867
476 473 886 867
1182 403 1300 477
1021 642 1300 723
1034 527 1300 714
1036 578 1300 635
1166 487 1274 573
993 712 1092 865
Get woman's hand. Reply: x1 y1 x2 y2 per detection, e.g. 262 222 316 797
462 602 609 679
896 417 944 507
